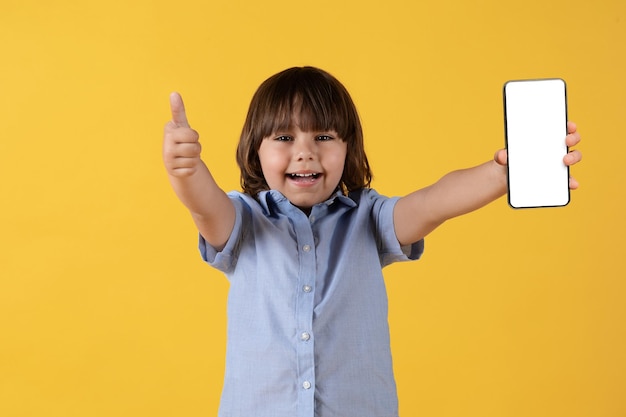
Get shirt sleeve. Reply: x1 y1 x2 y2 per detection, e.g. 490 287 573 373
198 194 245 273
371 191 425 267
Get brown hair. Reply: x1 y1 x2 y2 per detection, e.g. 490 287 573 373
236 66 372 197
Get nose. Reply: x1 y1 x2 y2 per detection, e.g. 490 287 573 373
294 138 316 161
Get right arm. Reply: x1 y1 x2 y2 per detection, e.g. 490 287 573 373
162 92 235 250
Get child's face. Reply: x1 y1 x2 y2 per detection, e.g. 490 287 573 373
258 125 347 212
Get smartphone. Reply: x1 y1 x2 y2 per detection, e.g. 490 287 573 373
503 78 569 209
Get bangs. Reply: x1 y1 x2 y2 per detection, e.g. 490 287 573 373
249 67 356 141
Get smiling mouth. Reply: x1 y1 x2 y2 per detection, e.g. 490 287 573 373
287 172 321 181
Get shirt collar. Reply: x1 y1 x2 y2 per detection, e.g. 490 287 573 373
256 190 357 215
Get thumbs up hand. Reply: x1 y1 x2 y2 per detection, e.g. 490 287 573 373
163 92 202 177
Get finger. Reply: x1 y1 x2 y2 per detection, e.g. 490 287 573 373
165 124 200 144
163 148 200 171
173 142 202 158
569 176 579 190
170 92 190 128
564 149 582 166
170 156 199 170
494 149 508 166
566 131 581 147
567 121 577 134
167 164 198 178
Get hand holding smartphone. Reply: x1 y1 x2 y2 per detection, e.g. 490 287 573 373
503 78 570 209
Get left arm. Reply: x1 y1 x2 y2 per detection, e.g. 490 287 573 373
394 159 507 246
394 122 582 245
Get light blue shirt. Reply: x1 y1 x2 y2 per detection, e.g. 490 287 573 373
200 188 424 417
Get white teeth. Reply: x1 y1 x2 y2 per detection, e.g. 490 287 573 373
290 173 318 178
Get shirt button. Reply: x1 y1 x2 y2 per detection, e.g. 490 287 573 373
302 285 312 293
302 380 312 390
300 332 311 341
302 244 311 252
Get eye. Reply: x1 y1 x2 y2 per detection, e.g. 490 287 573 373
316 134 335 141
274 135 293 142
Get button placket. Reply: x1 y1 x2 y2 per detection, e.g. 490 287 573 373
293 212 317 416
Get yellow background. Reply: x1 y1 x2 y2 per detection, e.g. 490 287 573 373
1 0 624 416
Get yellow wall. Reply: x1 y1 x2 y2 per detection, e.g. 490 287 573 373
1 0 624 416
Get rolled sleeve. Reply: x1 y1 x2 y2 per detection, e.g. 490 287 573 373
199 194 245 273
377 195 424 267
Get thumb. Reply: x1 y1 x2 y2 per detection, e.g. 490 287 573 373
169 92 190 128
494 149 508 166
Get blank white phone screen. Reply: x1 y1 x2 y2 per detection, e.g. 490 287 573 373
504 79 569 208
